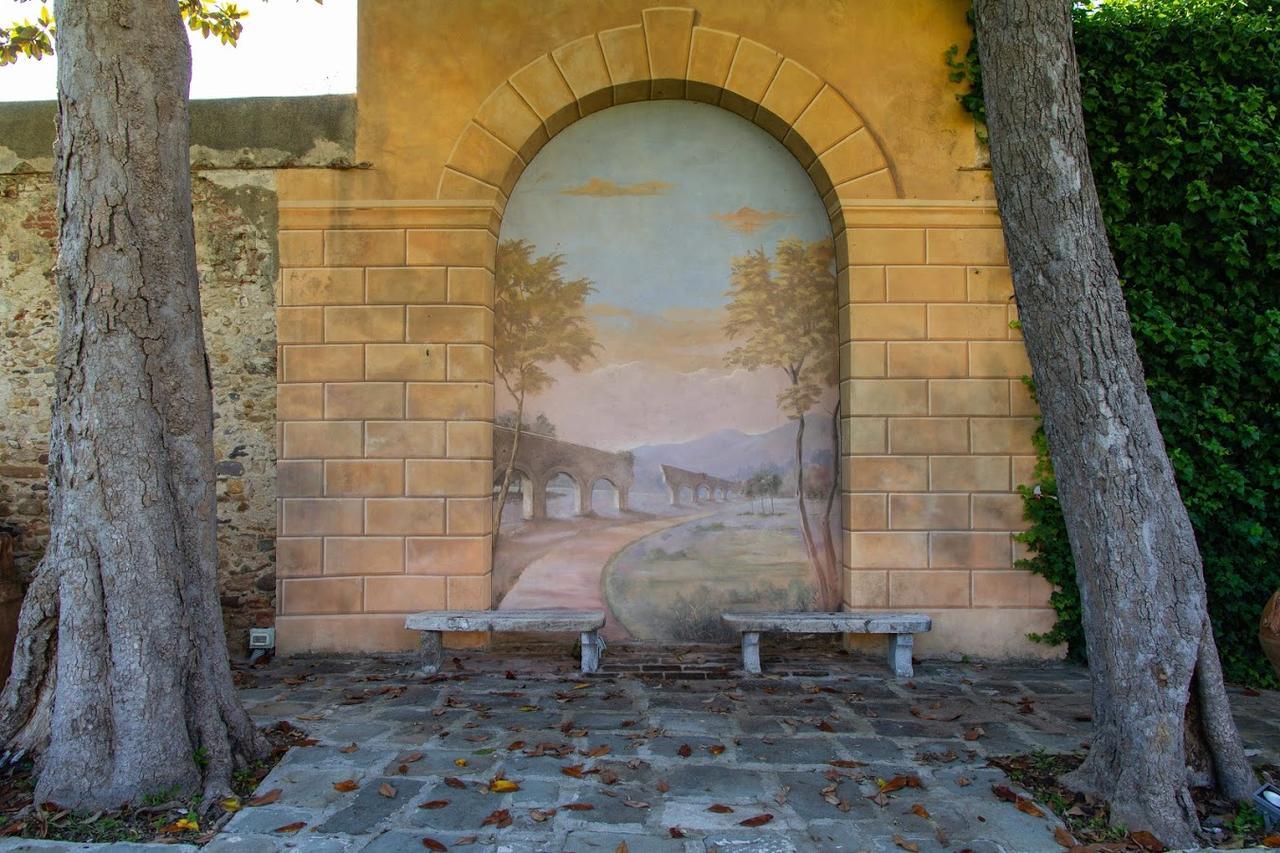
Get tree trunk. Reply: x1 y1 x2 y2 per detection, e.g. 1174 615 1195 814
492 388 525 541
972 1 1254 845
818 403 841 610
792 414 835 609
0 0 268 810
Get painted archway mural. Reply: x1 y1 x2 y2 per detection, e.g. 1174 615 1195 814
491 100 840 642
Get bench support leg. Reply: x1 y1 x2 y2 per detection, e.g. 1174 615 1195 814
888 633 913 678
580 630 603 674
741 632 762 674
419 631 444 675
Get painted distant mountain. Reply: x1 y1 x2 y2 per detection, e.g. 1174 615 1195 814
629 413 836 492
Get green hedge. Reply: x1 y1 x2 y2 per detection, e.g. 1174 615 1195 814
949 0 1280 685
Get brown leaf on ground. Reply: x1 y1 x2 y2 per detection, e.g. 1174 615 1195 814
1053 826 1076 848
480 809 512 828
956 777 972 787
829 759 865 768
1015 799 1044 818
419 800 450 810
583 744 611 758
507 741 525 751
332 780 359 793
739 814 774 827
909 804 930 819
992 784 1019 803
816 720 836 732
615 843 628 853
422 839 448 852
339 743 359 753
910 706 962 722
1128 830 1166 852
561 764 585 779
273 822 306 834
378 783 398 798
892 835 920 852
248 788 282 806
668 827 686 838
677 744 692 758
708 744 726 755
964 727 985 741
880 775 923 793
529 808 553 822
622 800 650 809
656 779 670 793
707 804 734 813
561 803 594 811
443 777 466 789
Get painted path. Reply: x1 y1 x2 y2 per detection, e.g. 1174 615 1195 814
499 509 715 640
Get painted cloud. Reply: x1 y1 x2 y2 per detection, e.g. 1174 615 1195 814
561 177 673 197
710 205 791 234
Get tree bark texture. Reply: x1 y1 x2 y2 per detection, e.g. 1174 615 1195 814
0 0 267 810
972 1 1254 845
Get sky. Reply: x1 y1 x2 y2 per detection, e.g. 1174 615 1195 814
500 100 836 451
0 0 356 101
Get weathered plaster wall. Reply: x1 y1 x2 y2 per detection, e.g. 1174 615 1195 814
279 0 987 204
0 96 356 652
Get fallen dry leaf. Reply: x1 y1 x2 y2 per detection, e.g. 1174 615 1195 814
480 808 512 828
829 759 865 768
584 744 611 758
339 743 359 753
1015 799 1044 818
892 835 919 852
880 775 923 793
379 783 398 799
677 744 692 758
489 779 520 793
561 802 594 811
668 827 686 838
739 813 774 827
708 744 726 755
247 788 282 807
615 843 628 853
273 822 306 834
1261 835 1280 849
332 779 359 792
422 839 448 852
623 800 651 809
561 764 585 779
1129 830 1166 852
708 804 734 814
964 727 985 741
444 777 466 789
1053 826 1076 848
419 800 450 810
909 803 930 819
656 779 670 793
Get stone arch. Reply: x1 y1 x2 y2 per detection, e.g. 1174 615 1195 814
438 7 902 223
590 476 625 513
541 469 586 517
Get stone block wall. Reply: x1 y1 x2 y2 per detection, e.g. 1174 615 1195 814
274 205 499 653
835 203 1055 659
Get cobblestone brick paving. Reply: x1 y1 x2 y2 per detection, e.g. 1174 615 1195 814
5 643 1277 853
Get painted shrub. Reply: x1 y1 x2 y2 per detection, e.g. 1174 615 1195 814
492 101 839 642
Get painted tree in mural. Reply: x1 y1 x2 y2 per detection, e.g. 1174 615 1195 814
724 239 840 609
492 239 600 529
0 0 275 811
973 0 1254 845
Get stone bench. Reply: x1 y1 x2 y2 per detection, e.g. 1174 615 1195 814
721 611 932 678
404 609 607 675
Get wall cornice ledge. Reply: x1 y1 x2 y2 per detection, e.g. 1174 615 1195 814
278 199 502 231
833 198 1002 229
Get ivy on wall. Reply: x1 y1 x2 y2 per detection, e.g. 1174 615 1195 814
949 0 1280 686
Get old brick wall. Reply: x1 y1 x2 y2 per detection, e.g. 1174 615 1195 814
0 95 355 654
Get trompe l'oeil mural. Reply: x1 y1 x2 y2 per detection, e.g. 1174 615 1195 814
492 100 840 641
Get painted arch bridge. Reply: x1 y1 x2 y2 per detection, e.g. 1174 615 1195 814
660 464 741 505
494 426 634 519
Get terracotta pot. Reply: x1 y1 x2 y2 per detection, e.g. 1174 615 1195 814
1262 589 1280 681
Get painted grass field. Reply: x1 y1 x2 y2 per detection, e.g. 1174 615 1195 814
603 498 832 642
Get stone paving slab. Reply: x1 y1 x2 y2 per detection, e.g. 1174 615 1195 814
3 643 1277 853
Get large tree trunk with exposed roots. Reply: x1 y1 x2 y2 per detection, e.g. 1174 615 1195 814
0 0 267 811
973 1 1255 845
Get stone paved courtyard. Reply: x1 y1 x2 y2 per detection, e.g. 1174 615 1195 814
196 642 1280 853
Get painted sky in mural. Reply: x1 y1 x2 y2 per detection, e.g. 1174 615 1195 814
500 101 833 451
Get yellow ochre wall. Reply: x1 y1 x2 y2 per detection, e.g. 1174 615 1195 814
274 0 1058 660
